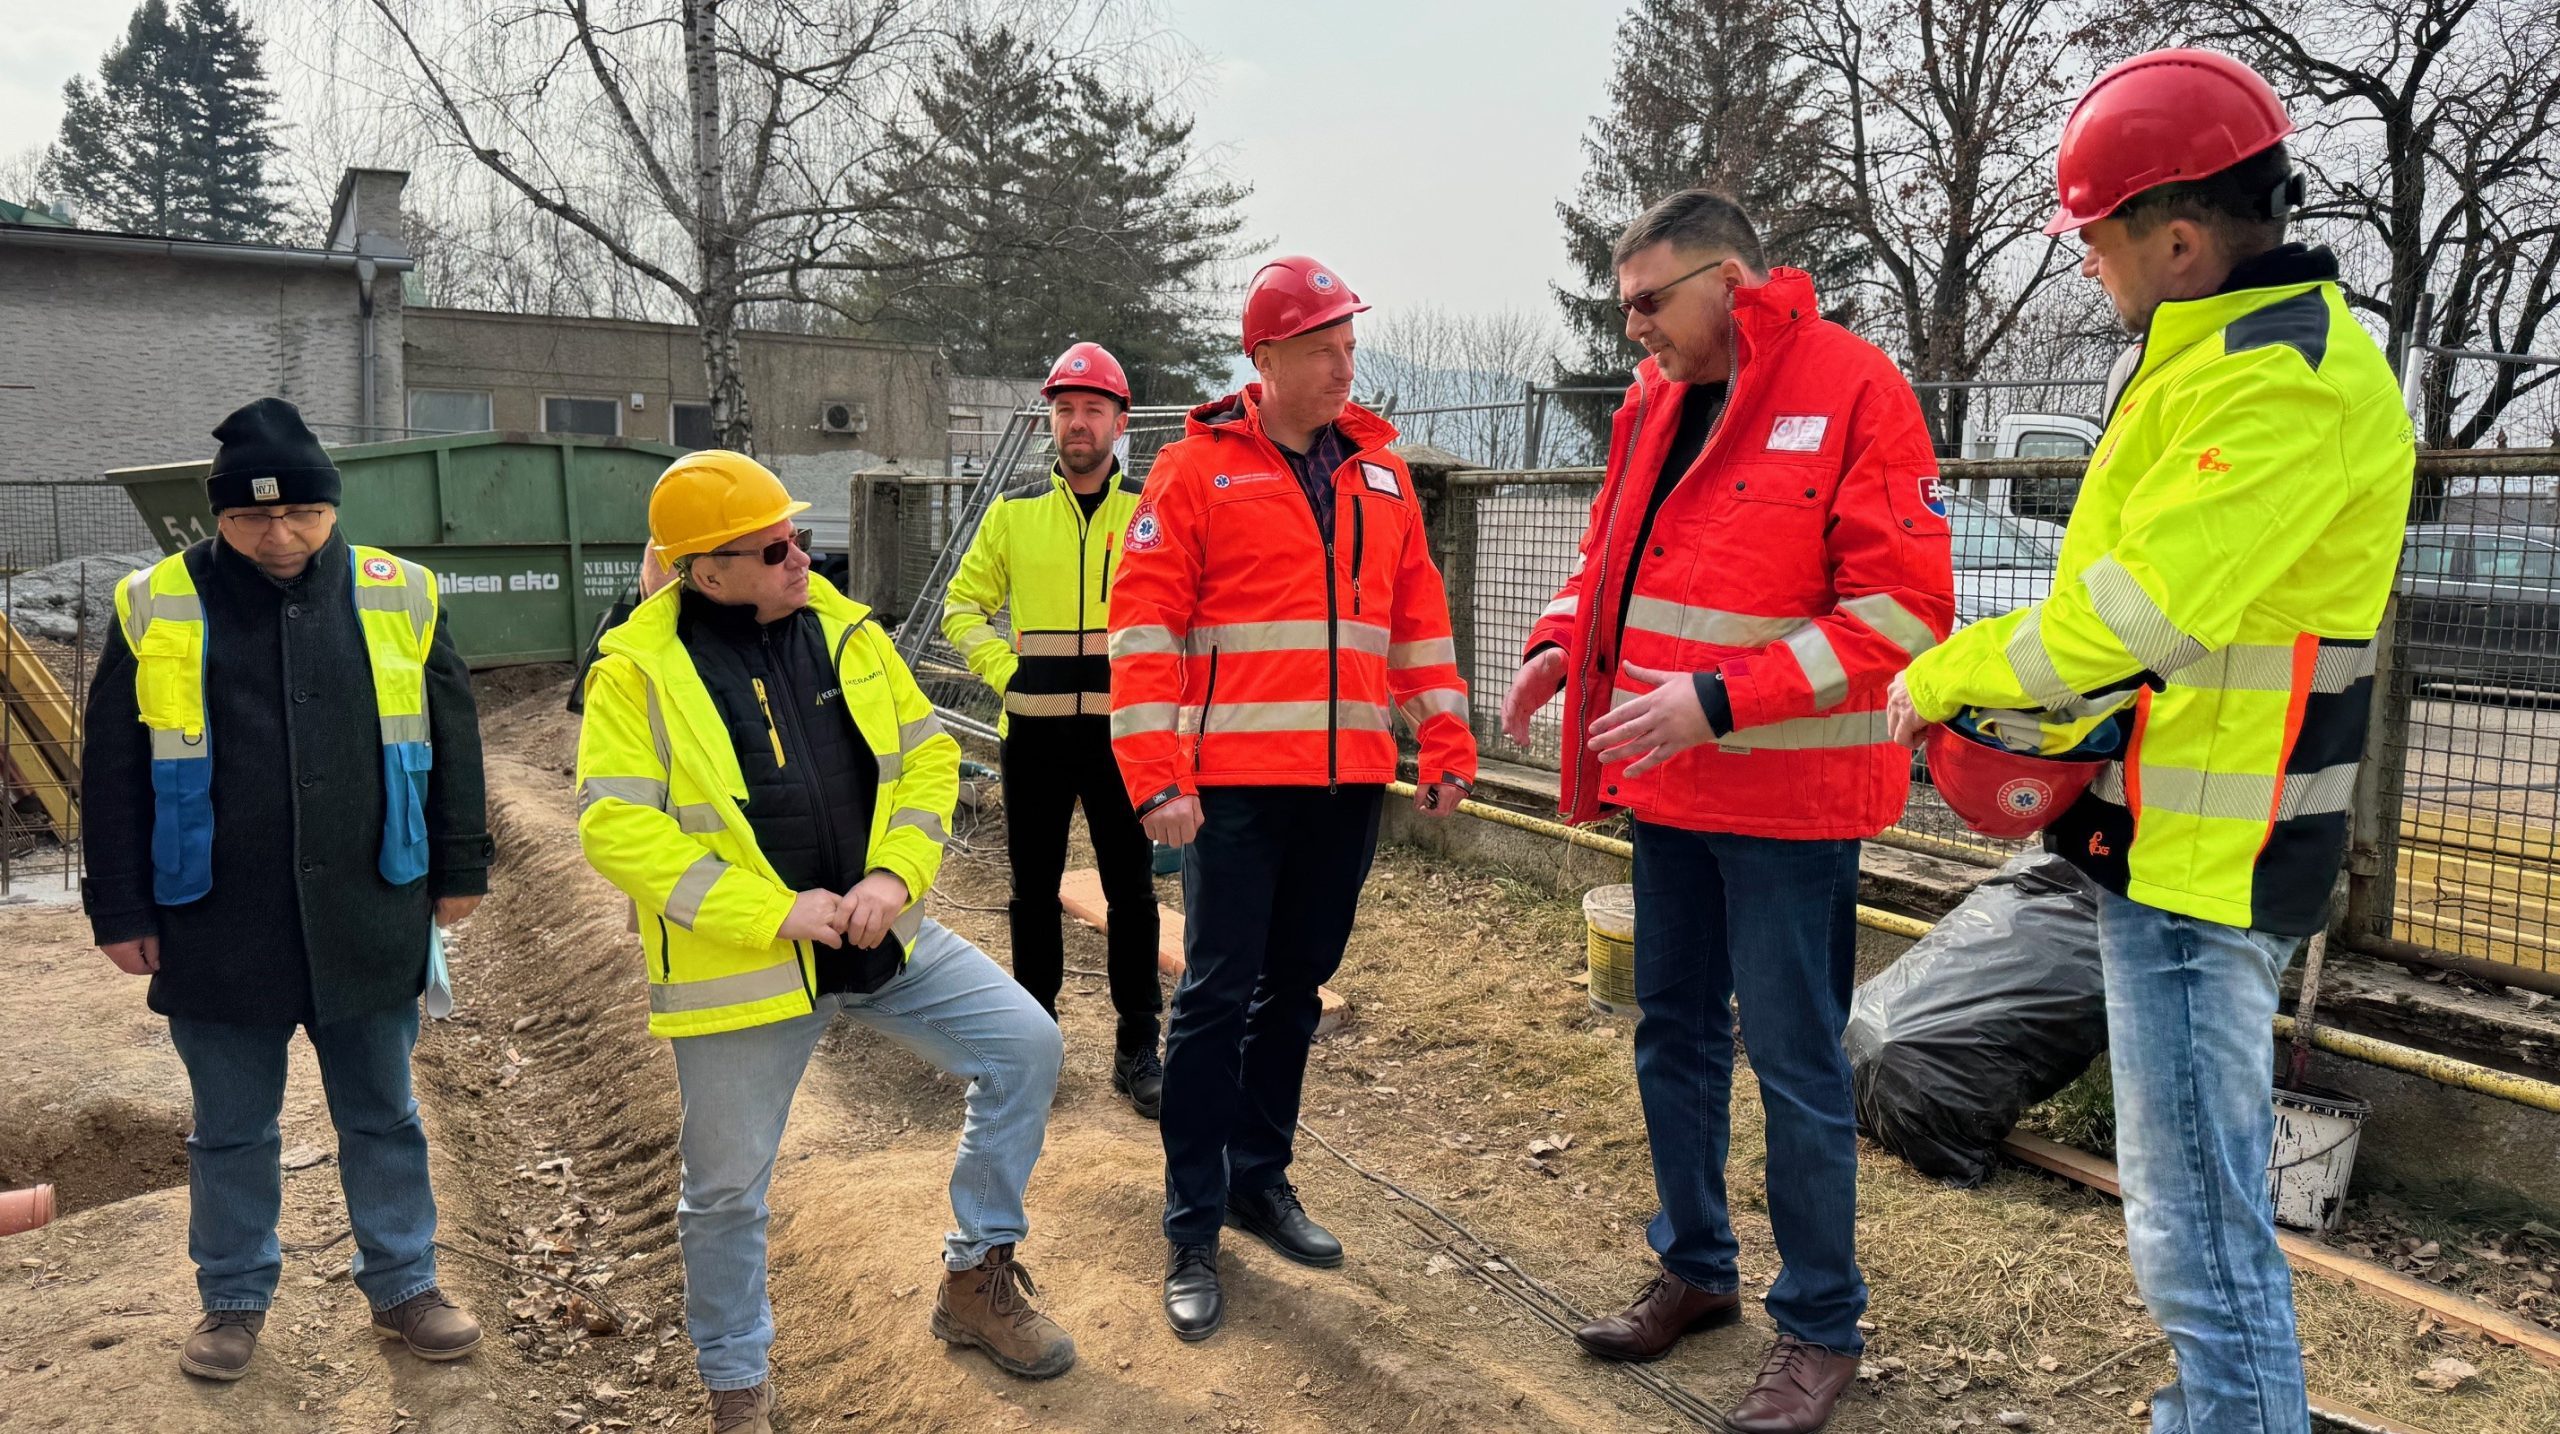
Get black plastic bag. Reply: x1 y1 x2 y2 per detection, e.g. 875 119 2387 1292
1845 849 2109 1186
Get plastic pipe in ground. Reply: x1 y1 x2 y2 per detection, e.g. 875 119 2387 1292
0 1183 56 1237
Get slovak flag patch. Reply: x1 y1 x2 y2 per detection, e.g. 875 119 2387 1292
1918 471 1948 517
1360 461 1400 496
1126 502 1163 553
1766 415 1829 452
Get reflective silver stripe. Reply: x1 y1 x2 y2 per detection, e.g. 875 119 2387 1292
2082 556 2207 674
149 727 208 761
2139 766 2277 821
958 623 1003 651
1113 702 1180 740
891 904 925 946
395 559 437 637
578 775 668 813
1713 710 1892 751
1185 699 1392 735
1841 593 1939 657
1622 594 1807 648
352 578 434 641
876 749 902 784
665 852 730 930
648 958 805 1015
899 712 947 752
672 802 725 834
643 679 672 768
2278 763 2360 819
945 598 991 621
2004 610 2082 712
121 569 202 645
1540 592 1579 620
1388 637 1458 670
2089 763 2128 805
1110 624 1183 660
379 713 431 745
1015 630 1107 657
1188 619 1392 659
1005 690 1082 717
1397 688 1467 727
1783 625 1849 710
2310 642 2377 693
888 807 949 845
2171 645 2294 692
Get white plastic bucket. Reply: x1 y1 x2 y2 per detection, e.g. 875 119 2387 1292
2266 1083 2369 1233
1582 884 1639 1020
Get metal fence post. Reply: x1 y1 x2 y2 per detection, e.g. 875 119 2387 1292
2340 593 2407 946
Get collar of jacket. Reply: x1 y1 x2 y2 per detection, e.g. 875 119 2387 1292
1183 383 1401 456
2133 243 2342 387
601 573 873 795
1628 265 1820 402
1043 461 1129 499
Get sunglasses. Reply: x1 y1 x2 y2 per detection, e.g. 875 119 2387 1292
1616 260 1723 318
704 528 811 565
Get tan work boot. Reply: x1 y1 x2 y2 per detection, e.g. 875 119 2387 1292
370 1287 482 1361
708 1381 775 1433
178 1309 266 1381
930 1244 1077 1379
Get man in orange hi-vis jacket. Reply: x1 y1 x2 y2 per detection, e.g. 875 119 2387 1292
1107 254 1476 1342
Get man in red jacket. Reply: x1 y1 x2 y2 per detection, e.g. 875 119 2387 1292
1109 254 1475 1342
1503 191 1952 1434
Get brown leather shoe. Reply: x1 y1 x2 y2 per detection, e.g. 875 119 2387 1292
1729 1333 1861 1433
370 1287 482 1361
930 1244 1077 1379
1572 1269 1740 1362
178 1309 265 1381
708 1381 775 1434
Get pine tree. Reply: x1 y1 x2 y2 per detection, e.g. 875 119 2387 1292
1553 0 1862 440
38 0 282 241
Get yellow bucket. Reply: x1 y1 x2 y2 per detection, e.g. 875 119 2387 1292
1582 883 1638 1019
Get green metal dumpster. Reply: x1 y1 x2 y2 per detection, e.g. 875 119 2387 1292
108 431 682 668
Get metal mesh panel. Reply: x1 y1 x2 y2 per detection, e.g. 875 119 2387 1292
1440 471 1599 766
0 482 157 573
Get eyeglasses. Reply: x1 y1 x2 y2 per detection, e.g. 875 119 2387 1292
703 528 811 565
1616 260 1723 318
218 507 334 534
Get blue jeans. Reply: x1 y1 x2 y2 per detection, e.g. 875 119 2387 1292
668 920 1062 1392
2099 889 2309 1434
167 1003 439 1314
1629 822 1867 1354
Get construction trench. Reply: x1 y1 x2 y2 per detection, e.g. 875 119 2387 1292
4 665 2560 1434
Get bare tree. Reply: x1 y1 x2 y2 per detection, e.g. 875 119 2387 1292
1788 0 2118 448
1361 306 1568 468
0 145 45 208
349 0 1146 453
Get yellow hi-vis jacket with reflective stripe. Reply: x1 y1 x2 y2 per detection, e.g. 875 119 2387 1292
939 465 1138 735
575 575 961 1038
114 544 440 906
1904 268 2415 936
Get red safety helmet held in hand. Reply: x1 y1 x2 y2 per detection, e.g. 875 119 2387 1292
1242 255 1369 355
2046 47 2295 236
1042 341 1130 405
1925 722 2104 840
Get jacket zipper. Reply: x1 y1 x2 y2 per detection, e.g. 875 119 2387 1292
1193 646 1220 769
1351 496 1366 616
751 677 786 768
1564 392 1650 815
656 914 672 979
1071 478 1091 714
762 628 846 901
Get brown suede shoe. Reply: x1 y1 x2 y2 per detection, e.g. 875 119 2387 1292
930 1244 1077 1379
1573 1269 1741 1362
1729 1333 1861 1433
178 1309 266 1381
708 1381 775 1434
370 1287 481 1361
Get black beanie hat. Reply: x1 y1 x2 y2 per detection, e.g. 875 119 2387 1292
208 398 342 511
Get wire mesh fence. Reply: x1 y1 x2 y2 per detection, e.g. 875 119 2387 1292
0 481 158 573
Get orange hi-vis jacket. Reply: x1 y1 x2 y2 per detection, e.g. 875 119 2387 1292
1106 389 1479 816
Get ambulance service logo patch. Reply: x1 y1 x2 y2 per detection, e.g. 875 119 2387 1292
1069 356 1090 373
1126 503 1162 553
1919 472 1948 518
1213 473 1230 488
1766 415 1829 453
1995 777 2055 819
1308 269 1338 294
361 557 397 581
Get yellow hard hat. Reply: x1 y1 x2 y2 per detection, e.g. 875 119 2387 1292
649 449 811 561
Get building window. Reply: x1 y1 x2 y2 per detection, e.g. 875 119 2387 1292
672 402 718 449
543 396 622 438
409 389 492 435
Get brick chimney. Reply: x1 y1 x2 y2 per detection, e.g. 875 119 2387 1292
327 168 412 259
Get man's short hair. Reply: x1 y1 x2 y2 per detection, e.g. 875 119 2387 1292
1613 189 1767 272
2112 142 2295 259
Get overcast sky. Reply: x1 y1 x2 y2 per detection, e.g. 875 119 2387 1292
0 1 1619 325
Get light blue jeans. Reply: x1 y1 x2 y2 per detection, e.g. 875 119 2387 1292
667 920 1062 1392
2098 888 2310 1434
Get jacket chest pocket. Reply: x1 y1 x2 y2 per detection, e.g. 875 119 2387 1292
1719 460 1839 515
1204 480 1309 551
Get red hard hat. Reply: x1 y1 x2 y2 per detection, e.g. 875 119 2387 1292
1924 723 2103 840
1042 341 1130 404
1242 255 1369 355
2046 47 2294 236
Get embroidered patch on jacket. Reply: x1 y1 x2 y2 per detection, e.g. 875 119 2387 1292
1918 472 1948 517
361 557 398 581
1360 461 1401 496
1765 415 1829 453
1125 503 1163 552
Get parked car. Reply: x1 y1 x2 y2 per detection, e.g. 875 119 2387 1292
1944 491 2057 629
2396 523 2560 691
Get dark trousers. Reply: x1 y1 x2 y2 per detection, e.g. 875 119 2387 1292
1629 820 1870 1354
1160 784 1383 1245
1001 716 1161 1049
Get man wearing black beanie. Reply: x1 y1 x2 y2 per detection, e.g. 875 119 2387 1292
80 397 495 1383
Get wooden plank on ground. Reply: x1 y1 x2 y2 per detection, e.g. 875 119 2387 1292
0 704 76 836
0 611 80 787
2000 1133 2560 1370
1057 866 1348 1034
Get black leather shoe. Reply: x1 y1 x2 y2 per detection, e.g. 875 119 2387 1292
1224 1182 1343 1269
1112 1047 1164 1120
1163 1242 1223 1341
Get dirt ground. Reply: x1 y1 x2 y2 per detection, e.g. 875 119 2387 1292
3 665 2556 1433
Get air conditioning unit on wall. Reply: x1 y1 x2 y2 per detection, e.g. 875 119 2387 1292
820 400 868 435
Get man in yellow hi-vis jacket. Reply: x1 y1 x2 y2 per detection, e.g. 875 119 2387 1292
1889 50 2415 1434
942 341 1163 1116
577 451 1076 1433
